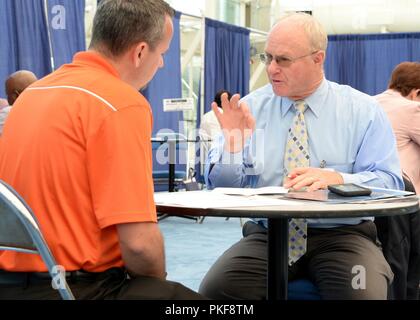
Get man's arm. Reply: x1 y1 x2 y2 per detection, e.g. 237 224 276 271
205 134 261 189
117 222 166 279
205 93 259 189
285 105 404 191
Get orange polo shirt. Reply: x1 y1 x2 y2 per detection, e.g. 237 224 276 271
0 52 157 272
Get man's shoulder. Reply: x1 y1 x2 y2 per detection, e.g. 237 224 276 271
34 68 149 113
243 84 273 100
327 80 381 111
242 84 276 110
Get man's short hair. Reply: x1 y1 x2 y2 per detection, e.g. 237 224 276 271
90 0 175 57
389 61 420 97
214 90 233 109
276 12 328 52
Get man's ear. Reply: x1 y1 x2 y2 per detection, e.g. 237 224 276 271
133 42 148 68
313 51 325 66
407 88 420 101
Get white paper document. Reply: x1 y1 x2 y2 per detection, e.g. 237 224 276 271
154 191 299 209
212 186 288 196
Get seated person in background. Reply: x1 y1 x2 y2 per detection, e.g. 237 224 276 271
0 98 8 108
375 61 420 193
0 0 202 300
0 106 11 136
5 70 38 106
199 12 401 300
199 90 232 165
0 70 38 135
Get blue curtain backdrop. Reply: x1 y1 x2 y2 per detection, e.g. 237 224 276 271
0 0 52 98
47 0 86 69
204 18 250 113
140 12 185 182
325 33 420 95
0 0 86 99
142 11 183 135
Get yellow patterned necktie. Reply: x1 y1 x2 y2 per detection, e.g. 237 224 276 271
284 100 309 265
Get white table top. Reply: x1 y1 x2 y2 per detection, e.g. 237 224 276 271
155 191 419 219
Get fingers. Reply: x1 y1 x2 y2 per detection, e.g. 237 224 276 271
289 167 310 177
287 175 316 191
229 94 241 109
220 93 231 110
221 93 241 113
245 113 256 132
307 181 326 192
285 171 326 191
212 102 224 125
212 101 222 115
241 101 256 132
283 167 310 186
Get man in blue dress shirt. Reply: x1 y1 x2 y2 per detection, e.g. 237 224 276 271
199 13 401 300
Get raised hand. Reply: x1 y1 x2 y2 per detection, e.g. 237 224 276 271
212 93 256 153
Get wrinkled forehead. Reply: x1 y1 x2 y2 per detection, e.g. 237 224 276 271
265 22 310 55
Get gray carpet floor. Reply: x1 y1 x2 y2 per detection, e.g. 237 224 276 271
159 216 243 292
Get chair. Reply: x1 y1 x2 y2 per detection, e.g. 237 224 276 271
290 178 420 301
288 279 321 300
152 132 188 192
0 180 75 300
374 176 420 300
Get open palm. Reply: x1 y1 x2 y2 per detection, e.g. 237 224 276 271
212 93 256 153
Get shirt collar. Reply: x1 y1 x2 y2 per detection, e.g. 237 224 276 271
72 51 121 79
281 78 328 118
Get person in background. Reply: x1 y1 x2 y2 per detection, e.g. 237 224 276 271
0 0 202 300
199 90 232 164
0 70 38 136
5 70 38 106
375 61 420 193
0 98 8 109
200 12 400 300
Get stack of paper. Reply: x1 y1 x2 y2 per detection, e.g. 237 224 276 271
154 190 299 209
212 186 288 196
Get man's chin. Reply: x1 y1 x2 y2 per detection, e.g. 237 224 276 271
271 83 288 97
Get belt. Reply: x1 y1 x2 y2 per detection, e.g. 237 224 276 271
0 269 101 286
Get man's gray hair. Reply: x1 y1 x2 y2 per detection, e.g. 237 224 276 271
277 12 328 52
90 0 175 57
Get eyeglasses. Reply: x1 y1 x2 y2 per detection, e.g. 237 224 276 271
259 51 319 68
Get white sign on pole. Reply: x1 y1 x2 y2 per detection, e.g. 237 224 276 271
163 98 194 112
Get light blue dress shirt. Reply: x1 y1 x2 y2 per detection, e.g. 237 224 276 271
205 79 404 228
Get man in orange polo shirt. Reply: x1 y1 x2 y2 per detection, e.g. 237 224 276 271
0 0 202 300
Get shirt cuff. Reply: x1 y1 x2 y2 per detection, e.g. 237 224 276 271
340 172 362 185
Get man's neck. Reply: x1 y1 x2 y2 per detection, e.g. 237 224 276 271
89 49 137 89
289 74 324 101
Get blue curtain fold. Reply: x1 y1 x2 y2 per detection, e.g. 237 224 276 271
46 0 86 69
0 0 52 98
140 12 185 183
0 0 86 99
142 11 183 135
204 18 250 113
325 33 420 95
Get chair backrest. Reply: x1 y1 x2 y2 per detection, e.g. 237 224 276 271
403 175 416 193
374 176 420 300
152 132 188 183
0 180 75 300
